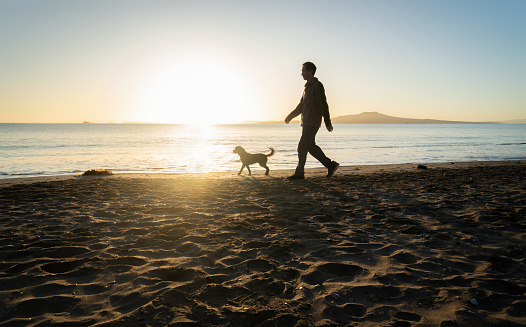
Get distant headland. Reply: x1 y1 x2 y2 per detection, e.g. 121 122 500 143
332 112 476 124
247 112 520 124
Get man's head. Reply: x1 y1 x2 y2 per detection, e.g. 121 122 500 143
301 62 316 81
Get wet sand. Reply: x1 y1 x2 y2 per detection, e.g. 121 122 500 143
1 161 525 326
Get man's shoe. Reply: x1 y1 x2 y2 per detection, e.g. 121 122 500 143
326 161 339 178
288 173 305 180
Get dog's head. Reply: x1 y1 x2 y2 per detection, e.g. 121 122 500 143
233 146 246 155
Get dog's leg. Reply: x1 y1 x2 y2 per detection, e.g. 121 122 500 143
238 165 245 175
247 165 252 175
260 163 270 175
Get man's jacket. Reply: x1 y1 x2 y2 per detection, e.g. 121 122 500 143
286 77 332 127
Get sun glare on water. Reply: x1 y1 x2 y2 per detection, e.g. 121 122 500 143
136 59 252 125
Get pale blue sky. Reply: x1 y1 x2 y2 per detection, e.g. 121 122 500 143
1 0 525 123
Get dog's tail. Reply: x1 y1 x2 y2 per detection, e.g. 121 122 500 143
266 147 275 157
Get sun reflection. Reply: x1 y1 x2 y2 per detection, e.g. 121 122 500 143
160 124 233 173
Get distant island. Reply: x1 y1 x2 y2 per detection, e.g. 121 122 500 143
248 112 502 124
331 112 476 124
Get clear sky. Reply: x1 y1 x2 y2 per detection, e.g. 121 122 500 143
1 0 525 124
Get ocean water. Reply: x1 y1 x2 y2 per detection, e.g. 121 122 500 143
1 123 525 178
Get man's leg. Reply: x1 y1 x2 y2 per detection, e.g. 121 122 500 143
303 127 340 178
295 125 319 174
309 144 332 168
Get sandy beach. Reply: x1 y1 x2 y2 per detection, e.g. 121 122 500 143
0 161 525 326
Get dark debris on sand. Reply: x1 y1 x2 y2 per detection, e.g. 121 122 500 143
81 169 114 176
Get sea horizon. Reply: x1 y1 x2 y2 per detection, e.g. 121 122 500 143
2 110 525 125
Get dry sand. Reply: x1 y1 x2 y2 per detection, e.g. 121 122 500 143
0 161 525 326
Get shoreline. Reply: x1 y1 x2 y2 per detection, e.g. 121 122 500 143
1 160 524 188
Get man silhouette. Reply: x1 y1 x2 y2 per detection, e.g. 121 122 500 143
285 62 339 179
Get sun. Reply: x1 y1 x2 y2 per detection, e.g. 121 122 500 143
135 58 251 125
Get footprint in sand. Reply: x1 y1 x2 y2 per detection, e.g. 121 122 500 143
302 263 364 285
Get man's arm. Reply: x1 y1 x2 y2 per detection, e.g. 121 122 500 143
315 82 333 131
285 100 302 124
